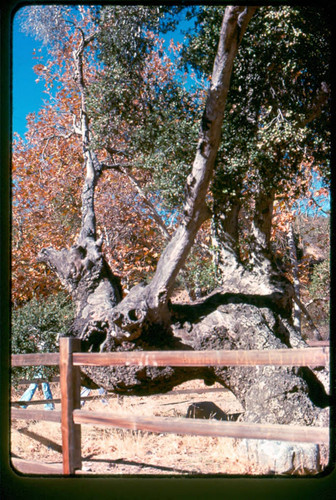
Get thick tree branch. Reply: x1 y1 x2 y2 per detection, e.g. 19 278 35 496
148 6 257 297
72 35 100 244
293 295 322 341
211 195 242 277
112 6 258 329
288 223 301 334
250 188 275 273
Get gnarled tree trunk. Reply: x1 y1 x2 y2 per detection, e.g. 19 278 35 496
110 6 258 334
288 222 302 333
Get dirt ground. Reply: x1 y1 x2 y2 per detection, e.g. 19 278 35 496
10 380 262 476
10 379 328 476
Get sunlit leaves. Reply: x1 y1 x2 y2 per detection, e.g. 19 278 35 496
183 5 331 193
88 11 203 212
14 6 190 305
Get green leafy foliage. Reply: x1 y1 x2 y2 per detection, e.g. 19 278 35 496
88 6 176 153
183 253 218 298
139 112 200 209
11 292 75 384
182 5 331 200
309 257 330 304
87 5 203 213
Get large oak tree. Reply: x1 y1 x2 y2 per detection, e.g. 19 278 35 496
14 5 330 473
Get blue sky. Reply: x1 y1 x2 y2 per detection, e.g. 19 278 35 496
12 12 48 138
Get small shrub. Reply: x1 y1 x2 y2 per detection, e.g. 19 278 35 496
11 292 75 384
309 257 330 299
308 256 330 325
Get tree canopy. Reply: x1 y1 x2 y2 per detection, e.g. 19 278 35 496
12 4 330 316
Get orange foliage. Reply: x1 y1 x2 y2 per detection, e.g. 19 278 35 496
12 26 175 305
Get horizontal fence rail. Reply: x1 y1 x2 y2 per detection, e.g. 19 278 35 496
306 340 330 347
11 408 62 423
11 353 59 366
73 410 329 444
16 376 60 385
11 458 64 475
73 347 329 368
11 339 331 475
11 347 329 368
11 396 96 407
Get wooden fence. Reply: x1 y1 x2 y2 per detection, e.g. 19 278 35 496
11 338 330 475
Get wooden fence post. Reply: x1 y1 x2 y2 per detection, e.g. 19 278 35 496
59 337 82 475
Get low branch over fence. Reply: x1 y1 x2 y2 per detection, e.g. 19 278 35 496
73 410 329 444
73 347 329 368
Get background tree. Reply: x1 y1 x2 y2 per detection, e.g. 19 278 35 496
12 6 184 304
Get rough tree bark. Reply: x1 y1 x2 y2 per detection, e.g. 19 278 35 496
288 223 302 333
287 224 323 341
210 185 294 317
37 7 329 472
211 194 242 278
250 188 275 267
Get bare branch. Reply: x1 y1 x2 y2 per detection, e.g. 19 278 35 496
120 167 171 240
71 33 99 243
288 223 301 334
100 163 134 172
41 131 74 157
72 114 82 135
305 297 329 308
293 294 322 341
